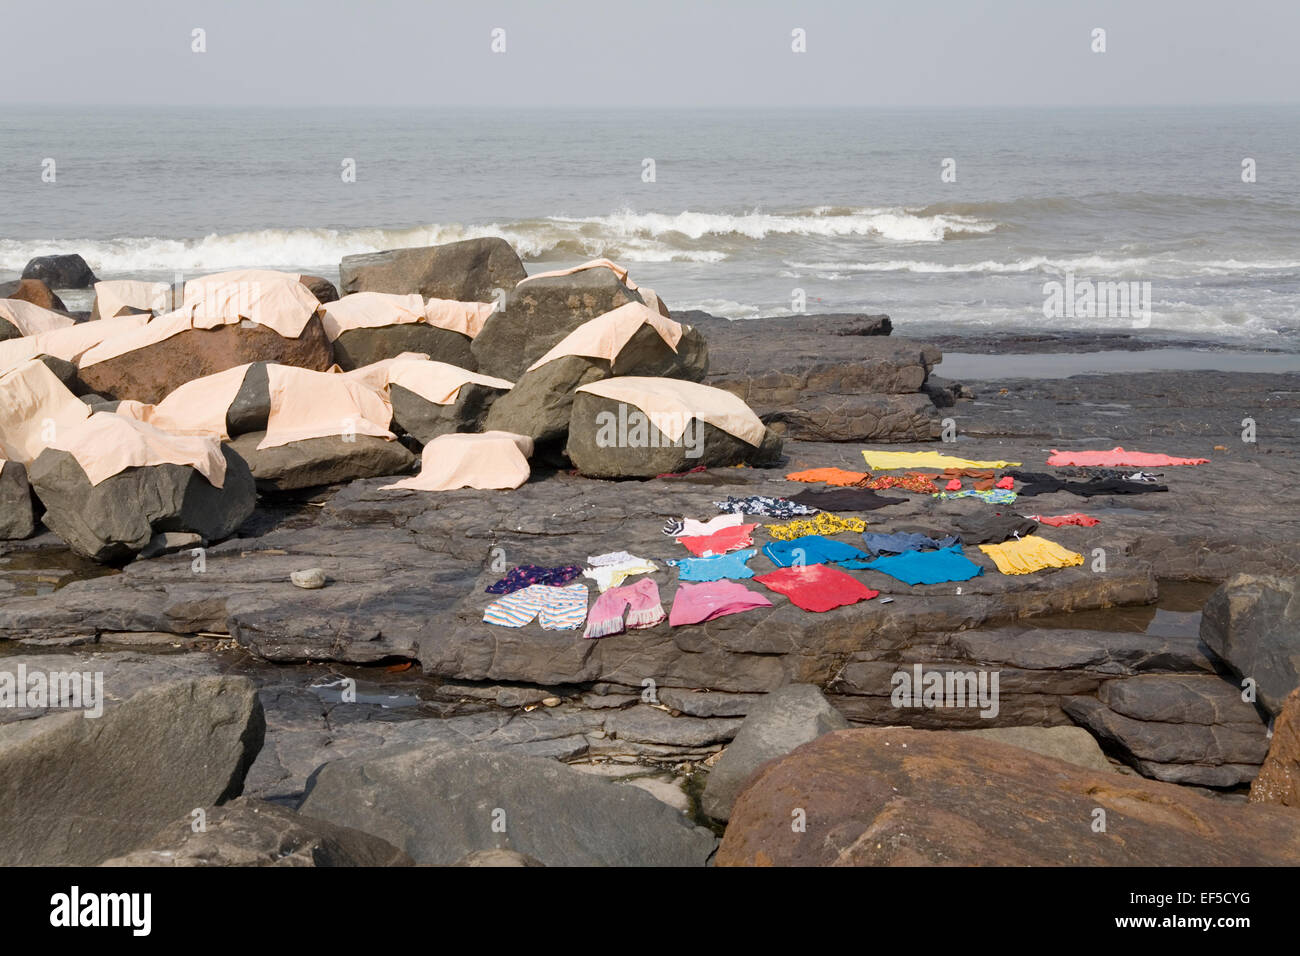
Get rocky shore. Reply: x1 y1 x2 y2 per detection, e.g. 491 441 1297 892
2 243 1299 866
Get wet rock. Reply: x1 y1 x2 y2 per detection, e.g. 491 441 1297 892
225 432 416 493
716 728 1300 866
21 253 98 289
1200 574 1300 716
340 237 525 304
1251 687 1300 807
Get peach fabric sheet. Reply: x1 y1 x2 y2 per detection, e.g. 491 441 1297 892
423 298 495 339
575 376 767 448
382 431 533 492
93 280 172 318
0 313 150 372
78 308 211 367
0 359 92 463
341 353 431 393
182 269 319 337
47 412 227 488
385 358 513 405
114 363 251 440
526 302 684 373
319 292 425 341
258 366 395 450
516 258 637 290
0 299 75 337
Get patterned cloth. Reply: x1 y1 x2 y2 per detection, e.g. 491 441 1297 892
1029 513 1100 527
979 535 1084 575
933 489 1018 504
714 495 818 519
584 578 665 638
667 549 757 581
485 564 583 595
753 564 879 612
661 513 745 537
866 474 939 494
482 583 589 629
765 512 867 541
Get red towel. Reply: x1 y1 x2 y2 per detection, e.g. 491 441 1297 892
753 564 879 612
1031 513 1100 527
677 523 757 557
944 478 962 491
995 475 1015 490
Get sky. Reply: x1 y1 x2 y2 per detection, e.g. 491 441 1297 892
4 0 1299 108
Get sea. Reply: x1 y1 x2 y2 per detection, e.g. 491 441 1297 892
2 105 1298 348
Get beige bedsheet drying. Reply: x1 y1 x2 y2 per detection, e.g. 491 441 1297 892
47 412 227 488
319 292 425 341
385 358 513 405
381 431 533 492
526 302 684 373
114 363 252 440
78 308 206 367
93 279 172 318
341 353 431 393
517 258 638 290
575 376 767 448
0 312 150 373
423 298 495 339
183 269 320 337
0 359 91 462
0 299 75 337
258 365 395 450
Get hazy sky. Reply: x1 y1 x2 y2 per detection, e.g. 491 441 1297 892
7 0 1299 108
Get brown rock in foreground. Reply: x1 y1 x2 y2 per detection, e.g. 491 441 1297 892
0 278 67 312
1251 687 1300 807
716 728 1300 866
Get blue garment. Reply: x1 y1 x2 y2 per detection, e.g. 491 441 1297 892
861 545 984 585
860 531 961 558
762 535 870 568
668 548 756 582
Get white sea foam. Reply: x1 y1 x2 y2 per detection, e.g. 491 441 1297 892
785 256 1300 277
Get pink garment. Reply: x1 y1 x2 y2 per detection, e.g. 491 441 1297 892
668 580 772 627
677 523 757 557
1046 446 1209 467
584 578 665 639
1030 513 1101 527
944 478 962 491
995 475 1015 490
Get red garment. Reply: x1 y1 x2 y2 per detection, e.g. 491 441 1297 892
1031 513 1100 527
1046 446 1209 467
995 476 1014 490
677 523 758 557
753 564 879 613
654 465 709 479
944 478 962 491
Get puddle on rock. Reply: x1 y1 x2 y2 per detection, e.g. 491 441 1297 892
1030 580 1218 637
0 548 120 596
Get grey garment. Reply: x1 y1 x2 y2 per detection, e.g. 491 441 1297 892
951 514 1039 545
860 530 961 557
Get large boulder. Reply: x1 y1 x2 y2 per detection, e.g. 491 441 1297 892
298 274 339 304
0 278 66 312
76 314 335 404
701 684 848 821
472 267 646 380
102 798 414 867
339 237 525 303
298 743 717 866
334 324 475 372
1251 687 1300 807
0 460 37 540
716 728 1300 866
21 253 98 288
29 439 256 563
0 677 264 866
1200 574 1300 716
391 380 509 445
960 725 1114 773
226 431 416 493
564 379 783 477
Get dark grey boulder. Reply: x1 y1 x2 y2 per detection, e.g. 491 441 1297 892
225 362 272 436
332 323 476 371
0 677 264 866
701 684 849 821
37 354 89 395
225 431 416 493
1200 574 1300 716
472 268 646 380
339 237 525 303
0 461 37 540
483 322 710 446
390 381 508 445
564 389 782 478
298 743 717 866
298 274 339 305
28 444 256 563
21 253 98 289
102 798 414 867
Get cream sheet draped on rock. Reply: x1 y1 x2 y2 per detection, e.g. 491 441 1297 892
382 431 533 491
114 363 251 440
182 269 320 337
0 313 150 372
0 299 75 337
78 308 205 366
321 292 494 341
258 366 395 450
0 359 91 462
575 376 767 448
47 412 228 488
341 353 431 392
423 298 495 338
526 302 685 373
517 258 637 290
384 358 513 405
93 279 172 318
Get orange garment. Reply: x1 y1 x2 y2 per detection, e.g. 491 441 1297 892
785 467 872 487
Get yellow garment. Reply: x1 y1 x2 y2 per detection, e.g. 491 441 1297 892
862 450 1022 470
978 535 1083 575
766 512 867 541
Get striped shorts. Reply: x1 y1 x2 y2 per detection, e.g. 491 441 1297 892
482 583 589 630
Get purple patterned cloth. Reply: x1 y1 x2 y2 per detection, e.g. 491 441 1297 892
486 564 584 595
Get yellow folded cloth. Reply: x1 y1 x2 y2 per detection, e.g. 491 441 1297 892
861 450 1022 470
978 535 1083 575
766 512 867 540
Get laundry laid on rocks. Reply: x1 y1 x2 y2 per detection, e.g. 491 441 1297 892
668 580 773 626
1008 471 1168 497
714 495 818 519
933 488 1018 504
1054 466 1164 482
978 535 1085 575
482 582 589 630
786 487 907 512
48 411 230 488
584 578 666 638
764 512 867 541
1046 446 1210 468
865 474 940 494
761 535 871 568
753 564 880 612
861 450 1023 471
583 555 660 591
784 466 872 486
662 513 745 537
860 530 961 557
1030 513 1101 527
860 544 985 585
667 549 758 582
587 550 640 566
382 431 533 491
677 523 758 557
485 564 584 595
0 359 91 462
951 513 1039 544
